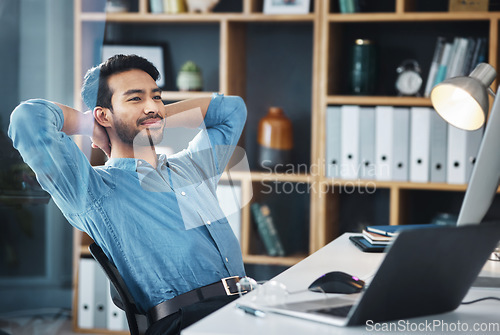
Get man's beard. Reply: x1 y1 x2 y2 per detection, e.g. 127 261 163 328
114 116 164 147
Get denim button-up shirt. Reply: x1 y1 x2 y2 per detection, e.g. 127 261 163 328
9 93 247 312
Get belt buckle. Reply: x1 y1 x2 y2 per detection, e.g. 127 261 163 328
221 276 241 296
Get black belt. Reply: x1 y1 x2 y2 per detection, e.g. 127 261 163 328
147 276 244 324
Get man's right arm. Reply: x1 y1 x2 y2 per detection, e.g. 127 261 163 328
54 102 111 156
8 99 109 220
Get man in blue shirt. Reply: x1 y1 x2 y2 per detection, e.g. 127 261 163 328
9 55 247 334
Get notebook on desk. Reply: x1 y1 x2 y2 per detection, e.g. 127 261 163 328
242 223 500 326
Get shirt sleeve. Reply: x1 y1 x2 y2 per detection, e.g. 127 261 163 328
184 93 247 186
8 99 111 225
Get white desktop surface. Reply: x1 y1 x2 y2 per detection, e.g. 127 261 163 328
183 234 500 335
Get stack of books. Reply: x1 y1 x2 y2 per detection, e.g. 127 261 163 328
424 36 487 97
352 224 441 252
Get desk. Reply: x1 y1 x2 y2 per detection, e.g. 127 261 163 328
184 234 500 334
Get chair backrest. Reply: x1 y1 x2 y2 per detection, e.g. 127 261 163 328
89 243 146 335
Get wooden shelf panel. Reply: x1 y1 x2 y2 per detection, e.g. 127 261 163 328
161 91 213 101
79 12 316 23
328 12 500 22
73 327 129 335
326 95 432 106
322 178 470 192
243 254 306 266
80 246 91 256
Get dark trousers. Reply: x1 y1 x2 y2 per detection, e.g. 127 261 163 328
145 295 239 335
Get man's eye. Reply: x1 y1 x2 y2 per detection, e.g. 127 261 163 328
153 95 162 100
128 97 141 102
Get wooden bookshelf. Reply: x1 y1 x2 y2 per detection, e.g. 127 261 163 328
72 0 500 332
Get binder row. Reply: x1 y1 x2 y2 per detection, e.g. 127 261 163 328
78 258 129 331
325 105 484 184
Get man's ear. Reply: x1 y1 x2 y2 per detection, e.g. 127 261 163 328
93 107 112 127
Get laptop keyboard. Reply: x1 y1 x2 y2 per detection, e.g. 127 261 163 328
310 305 353 317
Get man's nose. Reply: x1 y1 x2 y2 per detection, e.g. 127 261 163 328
144 98 159 114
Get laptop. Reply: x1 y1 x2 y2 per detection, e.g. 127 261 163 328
242 223 500 326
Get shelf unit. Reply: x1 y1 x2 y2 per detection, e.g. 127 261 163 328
72 0 500 332
312 0 500 247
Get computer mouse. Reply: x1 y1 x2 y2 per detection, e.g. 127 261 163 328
308 271 365 294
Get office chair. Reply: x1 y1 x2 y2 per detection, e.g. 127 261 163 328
89 243 148 335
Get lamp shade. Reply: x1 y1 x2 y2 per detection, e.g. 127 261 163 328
430 63 496 131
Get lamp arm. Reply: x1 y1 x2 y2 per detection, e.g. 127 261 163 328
456 91 500 225
488 87 496 98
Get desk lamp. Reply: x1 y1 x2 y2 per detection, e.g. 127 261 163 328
431 63 500 266
430 63 500 226
431 63 500 288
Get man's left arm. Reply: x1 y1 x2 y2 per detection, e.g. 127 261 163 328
180 93 247 180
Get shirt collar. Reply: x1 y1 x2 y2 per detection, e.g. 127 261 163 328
105 154 169 171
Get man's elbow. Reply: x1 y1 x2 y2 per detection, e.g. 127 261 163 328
9 101 38 138
230 96 247 124
8 100 55 145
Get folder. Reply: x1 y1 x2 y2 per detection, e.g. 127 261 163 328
78 258 96 329
410 107 432 183
465 128 484 181
392 107 410 181
340 105 361 179
429 111 448 183
359 107 376 180
447 125 483 184
106 279 127 331
375 106 394 181
325 106 342 179
94 261 108 329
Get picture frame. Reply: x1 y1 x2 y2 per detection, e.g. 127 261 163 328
101 44 166 88
263 0 311 14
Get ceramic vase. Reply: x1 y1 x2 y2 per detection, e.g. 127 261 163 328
257 107 293 171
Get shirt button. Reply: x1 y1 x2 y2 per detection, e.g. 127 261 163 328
206 220 211 225
181 191 186 196
225 257 229 262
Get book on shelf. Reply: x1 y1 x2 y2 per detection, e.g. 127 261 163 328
150 0 163 13
424 36 488 97
250 203 285 257
338 0 360 13
424 36 446 97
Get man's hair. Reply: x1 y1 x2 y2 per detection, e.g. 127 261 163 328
81 54 160 110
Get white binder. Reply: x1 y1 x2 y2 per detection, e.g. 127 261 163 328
78 258 96 329
340 105 360 179
375 106 394 181
429 111 448 183
106 279 128 331
410 107 432 183
325 106 342 179
447 125 483 184
94 262 108 329
392 107 410 181
359 107 376 180
465 128 483 181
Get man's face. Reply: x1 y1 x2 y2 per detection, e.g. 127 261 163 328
107 69 166 146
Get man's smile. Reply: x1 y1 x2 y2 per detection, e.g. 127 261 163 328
138 116 164 128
